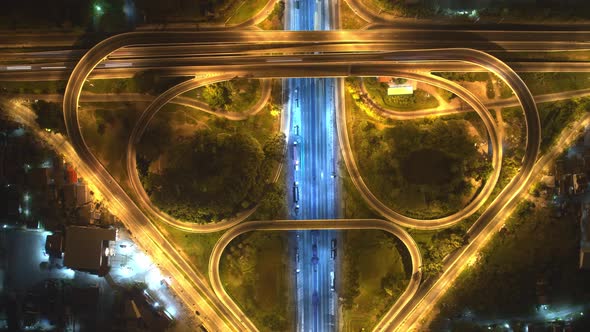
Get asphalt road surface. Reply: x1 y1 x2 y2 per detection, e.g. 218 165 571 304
286 0 339 331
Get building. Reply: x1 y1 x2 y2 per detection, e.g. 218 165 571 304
580 205 590 269
45 232 64 259
27 168 51 191
63 183 76 208
65 164 77 184
0 185 20 223
62 182 90 209
387 85 414 96
76 183 89 207
63 226 117 276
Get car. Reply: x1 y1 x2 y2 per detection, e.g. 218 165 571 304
162 309 175 322
311 244 319 271
143 290 157 307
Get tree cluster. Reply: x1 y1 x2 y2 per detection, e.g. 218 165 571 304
421 228 466 278
355 117 487 218
435 72 489 83
32 101 66 135
138 124 285 223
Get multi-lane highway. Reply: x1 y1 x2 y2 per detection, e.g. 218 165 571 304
285 0 340 330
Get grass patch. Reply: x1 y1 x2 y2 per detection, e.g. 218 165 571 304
434 72 490 83
340 0 367 29
226 0 270 24
84 78 141 94
256 1 284 30
0 80 66 94
341 230 409 331
220 231 293 331
155 222 222 278
497 79 514 99
84 74 189 95
430 200 590 331
536 98 590 152
520 73 590 96
78 103 143 183
340 163 381 219
363 77 439 111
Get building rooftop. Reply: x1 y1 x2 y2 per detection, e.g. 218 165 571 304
63 226 116 275
387 85 414 96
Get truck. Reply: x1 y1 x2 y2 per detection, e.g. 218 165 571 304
292 141 300 171
311 244 319 271
330 238 337 259
330 271 335 291
292 181 300 203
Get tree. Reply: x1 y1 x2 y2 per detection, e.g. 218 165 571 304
134 70 159 94
255 183 287 220
262 132 286 163
262 313 287 331
32 101 65 134
202 82 232 110
381 272 402 297
136 119 173 162
340 252 360 309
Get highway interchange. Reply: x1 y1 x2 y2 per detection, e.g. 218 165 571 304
3 0 590 330
60 33 540 332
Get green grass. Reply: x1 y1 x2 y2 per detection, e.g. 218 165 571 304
340 0 367 29
363 78 439 111
84 78 141 94
226 0 270 24
78 104 141 184
520 73 590 96
0 80 66 94
430 200 590 330
155 222 222 278
340 163 381 219
256 1 284 30
501 98 590 154
537 98 590 152
220 231 293 331
341 230 409 332
497 79 514 99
